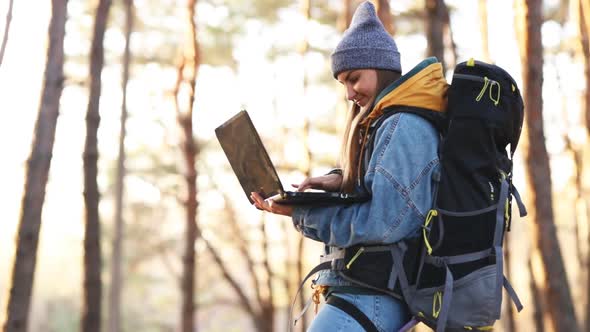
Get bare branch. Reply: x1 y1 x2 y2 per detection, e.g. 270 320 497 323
0 0 14 68
202 163 265 311
201 235 259 319
260 213 274 319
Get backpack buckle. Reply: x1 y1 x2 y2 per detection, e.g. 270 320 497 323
331 258 346 271
428 255 447 268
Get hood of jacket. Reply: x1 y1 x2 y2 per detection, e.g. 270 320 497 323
360 57 448 126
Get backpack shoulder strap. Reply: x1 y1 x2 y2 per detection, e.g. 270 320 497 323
383 105 447 132
362 106 445 178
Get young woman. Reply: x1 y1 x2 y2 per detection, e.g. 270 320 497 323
251 1 448 331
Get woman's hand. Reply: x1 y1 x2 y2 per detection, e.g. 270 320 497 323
292 173 343 192
250 192 294 217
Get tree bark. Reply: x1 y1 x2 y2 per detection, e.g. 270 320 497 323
337 0 352 33
503 236 516 332
2 1 67 331
108 0 133 331
529 256 546 332
0 0 14 68
425 0 446 71
296 1 312 329
578 0 590 329
581 0 590 138
82 0 112 332
441 2 457 70
174 0 200 331
260 216 274 332
374 0 394 35
478 0 491 62
518 0 580 331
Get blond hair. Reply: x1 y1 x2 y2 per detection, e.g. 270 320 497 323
340 103 372 192
339 69 402 193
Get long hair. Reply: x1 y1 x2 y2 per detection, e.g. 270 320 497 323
340 69 402 192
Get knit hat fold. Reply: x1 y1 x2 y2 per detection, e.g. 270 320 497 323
331 1 401 78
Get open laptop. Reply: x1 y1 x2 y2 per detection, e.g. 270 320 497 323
215 110 368 205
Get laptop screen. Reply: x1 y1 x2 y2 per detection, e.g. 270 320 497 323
215 111 284 204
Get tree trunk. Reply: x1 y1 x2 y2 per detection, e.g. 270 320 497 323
529 256 546 332
425 0 446 71
82 1 112 332
338 0 352 33
478 0 491 62
374 0 394 35
2 1 67 331
518 0 580 331
108 0 133 331
578 0 590 329
441 2 456 70
503 236 516 332
295 237 306 331
260 216 274 332
336 0 353 139
281 221 294 329
581 0 590 137
174 0 200 331
296 1 312 329
0 0 14 68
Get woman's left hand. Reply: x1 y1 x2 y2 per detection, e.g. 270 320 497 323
250 192 294 217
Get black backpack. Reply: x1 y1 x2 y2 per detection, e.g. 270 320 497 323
292 58 527 332
397 58 527 331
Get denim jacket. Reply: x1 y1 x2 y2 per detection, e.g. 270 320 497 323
291 58 448 286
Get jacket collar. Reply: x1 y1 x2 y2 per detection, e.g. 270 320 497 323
361 57 449 126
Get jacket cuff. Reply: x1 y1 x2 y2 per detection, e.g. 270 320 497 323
326 168 343 176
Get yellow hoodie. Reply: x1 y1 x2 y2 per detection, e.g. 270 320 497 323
360 57 449 127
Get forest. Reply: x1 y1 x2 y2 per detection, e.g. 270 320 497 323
0 0 589 331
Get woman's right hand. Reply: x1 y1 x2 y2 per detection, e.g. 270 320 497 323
292 173 343 192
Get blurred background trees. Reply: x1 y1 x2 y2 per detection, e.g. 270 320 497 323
2 0 66 331
0 0 589 331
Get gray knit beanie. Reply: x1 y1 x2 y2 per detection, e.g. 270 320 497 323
331 1 401 78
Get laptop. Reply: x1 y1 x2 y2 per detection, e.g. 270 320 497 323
215 110 368 205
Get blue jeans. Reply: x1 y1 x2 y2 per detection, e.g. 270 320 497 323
307 292 410 332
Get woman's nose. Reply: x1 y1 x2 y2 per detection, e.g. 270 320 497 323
346 86 356 101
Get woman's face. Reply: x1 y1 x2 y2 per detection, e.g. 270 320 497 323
336 69 379 108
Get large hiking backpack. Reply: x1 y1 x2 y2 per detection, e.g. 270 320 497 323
397 58 527 331
292 58 527 332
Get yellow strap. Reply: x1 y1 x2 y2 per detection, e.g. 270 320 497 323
467 58 475 66
505 198 510 221
422 209 438 255
432 291 442 318
476 77 489 102
489 81 501 106
346 247 365 269
476 76 501 105
511 84 515 92
465 326 494 331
